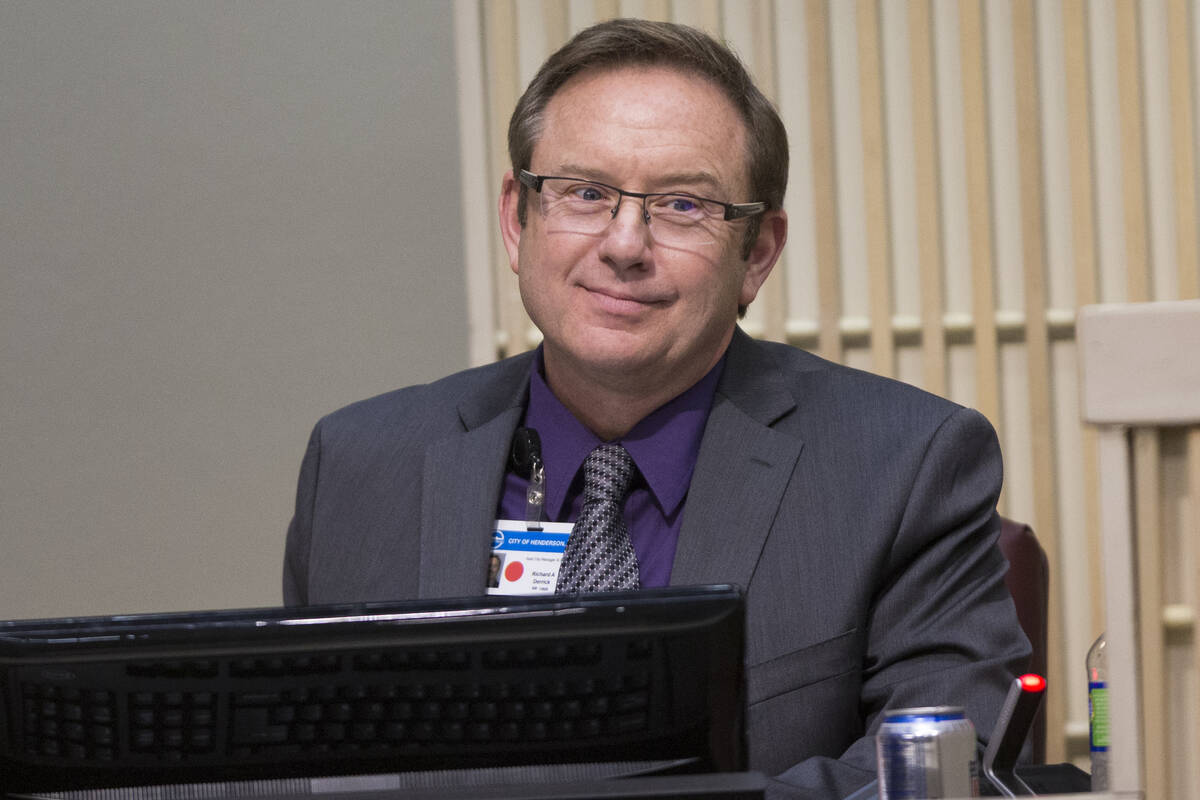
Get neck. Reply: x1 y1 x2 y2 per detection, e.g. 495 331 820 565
551 385 666 442
541 342 729 441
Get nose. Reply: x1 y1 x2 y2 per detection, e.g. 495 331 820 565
609 193 651 225
598 196 652 268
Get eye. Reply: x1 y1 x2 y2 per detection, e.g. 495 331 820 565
652 194 710 219
560 182 610 203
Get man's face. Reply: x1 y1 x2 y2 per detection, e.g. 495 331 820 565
500 66 783 394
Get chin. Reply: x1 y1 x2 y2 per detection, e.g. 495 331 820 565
560 332 666 374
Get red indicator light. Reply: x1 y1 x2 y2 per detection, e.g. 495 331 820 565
1019 673 1046 693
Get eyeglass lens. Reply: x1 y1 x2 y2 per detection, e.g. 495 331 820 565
537 178 726 246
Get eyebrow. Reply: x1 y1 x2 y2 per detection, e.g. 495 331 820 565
554 164 726 195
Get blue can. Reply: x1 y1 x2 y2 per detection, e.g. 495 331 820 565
876 706 978 798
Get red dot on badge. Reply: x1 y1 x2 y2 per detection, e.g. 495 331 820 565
504 561 524 582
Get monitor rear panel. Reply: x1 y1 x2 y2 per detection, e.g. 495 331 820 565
0 587 745 792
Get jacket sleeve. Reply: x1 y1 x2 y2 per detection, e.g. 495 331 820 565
769 407 1032 799
282 422 323 607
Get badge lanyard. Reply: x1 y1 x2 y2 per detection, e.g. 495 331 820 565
488 427 569 595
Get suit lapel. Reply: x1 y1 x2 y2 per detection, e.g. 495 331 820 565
417 356 532 599
671 331 805 588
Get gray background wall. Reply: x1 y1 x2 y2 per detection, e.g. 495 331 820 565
1 2 469 619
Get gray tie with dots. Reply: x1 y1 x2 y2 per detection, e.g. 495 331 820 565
555 443 640 593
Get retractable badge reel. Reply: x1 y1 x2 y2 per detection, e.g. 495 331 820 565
510 427 545 531
489 428 570 595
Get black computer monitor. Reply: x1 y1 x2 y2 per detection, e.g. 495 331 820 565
0 585 746 794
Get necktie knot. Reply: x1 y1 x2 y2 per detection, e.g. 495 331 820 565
582 443 635 505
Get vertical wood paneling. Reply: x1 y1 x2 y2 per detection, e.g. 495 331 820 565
1178 11 1200 789
744 0 789 343
1134 429 1167 800
1036 0 1075 313
1011 0 1064 763
565 0 596 32
1115 0 1152 303
482 0 524 356
933 2 977 410
907 0 948 397
455 1 497 367
776 1 821 330
857 0 895 377
984 1 1024 522
1062 0 1106 653
1089 2 1128 304
619 0 669 21
1190 426 1200 795
983 2 1023 320
515 1 549 115
830 2 870 333
880 1 921 390
1173 7 1200 789
806 0 844 362
1168 0 1199 301
1037 0 1090 749
1140 0 1179 303
593 0 620 21
671 0 721 33
958 0 1001 427
541 0 569 50
1096 427 1143 793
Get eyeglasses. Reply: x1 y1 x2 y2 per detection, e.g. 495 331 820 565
518 170 766 247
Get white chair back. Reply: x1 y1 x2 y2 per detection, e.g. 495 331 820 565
1077 299 1200 798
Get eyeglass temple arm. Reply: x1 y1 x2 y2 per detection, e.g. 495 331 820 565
725 202 767 221
517 169 543 191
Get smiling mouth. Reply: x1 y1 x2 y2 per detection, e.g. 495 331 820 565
583 286 666 312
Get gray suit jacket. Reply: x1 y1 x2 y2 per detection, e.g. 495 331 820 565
284 329 1030 799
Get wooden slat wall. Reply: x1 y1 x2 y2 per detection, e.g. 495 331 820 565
806 0 844 363
958 0 1002 427
857 0 895 377
908 0 947 397
1061 0 1107 676
456 0 1200 787
1177 10 1200 791
1011 0 1065 762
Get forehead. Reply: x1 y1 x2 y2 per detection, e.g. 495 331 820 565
533 65 750 192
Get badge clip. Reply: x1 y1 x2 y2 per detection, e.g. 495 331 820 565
510 427 545 531
525 457 545 531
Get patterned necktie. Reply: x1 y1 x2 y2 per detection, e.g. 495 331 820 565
555 443 640 593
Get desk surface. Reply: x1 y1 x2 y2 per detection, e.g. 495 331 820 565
10 771 769 800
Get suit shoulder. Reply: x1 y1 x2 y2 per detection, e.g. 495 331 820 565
757 338 950 398
314 352 533 439
748 338 988 433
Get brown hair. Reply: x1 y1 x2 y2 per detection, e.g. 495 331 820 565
507 18 788 259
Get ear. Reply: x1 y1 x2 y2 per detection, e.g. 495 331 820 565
739 209 788 307
498 170 523 275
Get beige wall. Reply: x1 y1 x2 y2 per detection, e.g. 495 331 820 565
0 3 469 618
455 0 1200 785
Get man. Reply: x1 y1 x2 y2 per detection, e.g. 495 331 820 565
284 18 1029 799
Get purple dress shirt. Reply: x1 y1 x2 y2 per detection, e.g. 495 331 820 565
497 349 724 587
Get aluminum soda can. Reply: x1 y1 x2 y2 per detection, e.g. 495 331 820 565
876 706 979 798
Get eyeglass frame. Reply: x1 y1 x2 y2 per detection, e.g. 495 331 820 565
517 169 768 225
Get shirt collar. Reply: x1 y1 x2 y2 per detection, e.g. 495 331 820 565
524 348 724 519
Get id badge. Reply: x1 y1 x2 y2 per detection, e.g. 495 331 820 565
487 520 573 595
